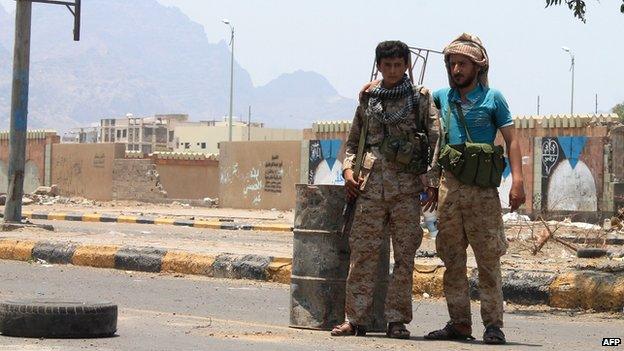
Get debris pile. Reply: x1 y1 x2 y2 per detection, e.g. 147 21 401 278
610 208 624 231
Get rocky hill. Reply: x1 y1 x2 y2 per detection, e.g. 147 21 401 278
0 0 355 131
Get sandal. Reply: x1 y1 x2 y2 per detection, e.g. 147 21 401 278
424 323 475 341
330 321 366 337
386 322 410 339
483 326 506 345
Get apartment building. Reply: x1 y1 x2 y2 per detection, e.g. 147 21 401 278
99 114 188 154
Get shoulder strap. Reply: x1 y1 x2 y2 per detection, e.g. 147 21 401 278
414 86 425 133
452 101 474 143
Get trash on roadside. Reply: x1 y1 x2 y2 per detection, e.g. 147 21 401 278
36 258 52 267
203 197 219 207
33 185 59 197
502 212 530 223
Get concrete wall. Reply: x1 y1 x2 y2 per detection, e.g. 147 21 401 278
0 131 59 194
612 126 624 182
112 159 167 202
219 141 302 210
536 136 606 213
307 139 346 185
51 143 125 201
155 158 219 200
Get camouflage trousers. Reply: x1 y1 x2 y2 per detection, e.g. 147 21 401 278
345 194 423 326
436 171 508 328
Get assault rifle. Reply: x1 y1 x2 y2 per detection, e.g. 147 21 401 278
341 111 370 236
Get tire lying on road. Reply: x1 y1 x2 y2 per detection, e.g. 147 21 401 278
576 248 608 259
0 299 117 338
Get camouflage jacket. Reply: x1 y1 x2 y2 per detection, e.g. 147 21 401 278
343 85 441 201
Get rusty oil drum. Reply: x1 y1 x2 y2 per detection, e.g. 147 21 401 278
289 184 388 331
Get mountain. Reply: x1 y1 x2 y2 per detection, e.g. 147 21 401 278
254 70 356 126
0 0 355 131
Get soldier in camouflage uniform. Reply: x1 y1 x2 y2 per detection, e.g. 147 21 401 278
330 40 440 339
424 33 526 345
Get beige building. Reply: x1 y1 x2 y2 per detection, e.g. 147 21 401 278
99 114 188 154
174 118 304 154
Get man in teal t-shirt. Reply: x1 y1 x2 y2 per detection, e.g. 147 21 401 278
424 33 525 345
433 84 514 145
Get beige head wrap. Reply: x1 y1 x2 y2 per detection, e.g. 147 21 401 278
443 33 489 88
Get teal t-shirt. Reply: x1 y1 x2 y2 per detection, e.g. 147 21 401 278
433 84 513 145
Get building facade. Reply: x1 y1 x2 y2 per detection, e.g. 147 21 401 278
99 114 188 154
173 118 304 154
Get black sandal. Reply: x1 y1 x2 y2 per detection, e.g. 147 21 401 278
424 323 475 341
483 326 506 344
386 322 410 339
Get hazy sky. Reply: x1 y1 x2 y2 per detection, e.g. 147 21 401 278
2 0 623 116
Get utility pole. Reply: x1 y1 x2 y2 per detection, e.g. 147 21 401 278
247 105 251 141
3 0 81 223
595 93 598 114
561 46 575 116
222 19 234 142
570 55 575 116
537 95 540 115
4 0 32 222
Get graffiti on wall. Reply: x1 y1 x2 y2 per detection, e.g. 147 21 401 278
264 155 283 193
93 153 106 168
540 136 598 211
309 139 344 185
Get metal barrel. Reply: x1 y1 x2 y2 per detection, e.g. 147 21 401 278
290 184 388 331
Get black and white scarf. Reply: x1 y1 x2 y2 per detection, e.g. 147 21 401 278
366 75 418 125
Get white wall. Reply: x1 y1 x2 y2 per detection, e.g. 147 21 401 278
174 124 303 154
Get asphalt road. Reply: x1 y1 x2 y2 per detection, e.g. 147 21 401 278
0 260 621 351
8 219 295 258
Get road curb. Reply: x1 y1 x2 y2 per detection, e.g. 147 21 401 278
17 210 294 233
0 238 622 312
0 238 293 285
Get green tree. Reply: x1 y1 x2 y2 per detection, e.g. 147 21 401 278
545 0 624 22
613 102 624 123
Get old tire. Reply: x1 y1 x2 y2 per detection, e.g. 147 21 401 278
0 299 117 338
576 248 608 259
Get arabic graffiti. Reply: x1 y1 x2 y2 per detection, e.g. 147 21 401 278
264 155 283 193
542 137 559 176
243 167 262 195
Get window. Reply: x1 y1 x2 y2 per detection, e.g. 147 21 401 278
201 142 206 149
169 131 174 142
117 130 121 138
122 129 127 138
184 142 190 149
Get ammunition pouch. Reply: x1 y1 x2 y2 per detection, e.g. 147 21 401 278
380 132 430 175
438 142 506 188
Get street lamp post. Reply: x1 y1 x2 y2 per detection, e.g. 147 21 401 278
561 46 575 116
222 19 234 142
